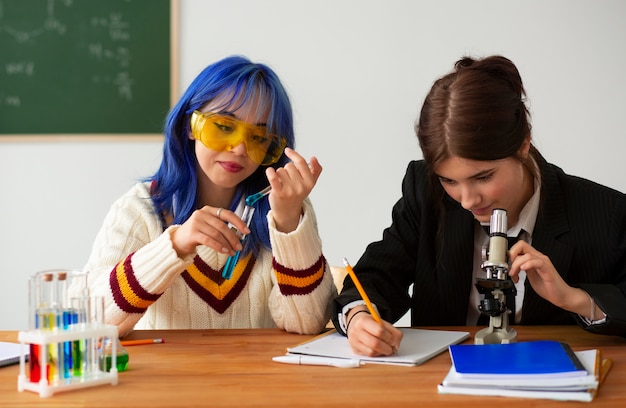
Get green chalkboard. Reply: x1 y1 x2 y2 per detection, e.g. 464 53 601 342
0 0 173 136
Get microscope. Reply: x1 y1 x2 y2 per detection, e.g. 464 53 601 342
474 208 518 344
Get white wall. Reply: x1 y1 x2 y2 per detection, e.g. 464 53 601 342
1 0 625 329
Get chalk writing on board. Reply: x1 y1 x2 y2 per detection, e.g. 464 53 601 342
0 0 67 43
0 0 170 135
0 0 134 105
0 0 65 108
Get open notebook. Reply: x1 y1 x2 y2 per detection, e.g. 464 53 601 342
0 342 27 368
286 328 469 366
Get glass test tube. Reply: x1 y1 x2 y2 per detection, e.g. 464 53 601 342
57 272 74 379
28 274 42 383
89 296 105 373
64 270 88 379
37 272 60 384
222 206 255 279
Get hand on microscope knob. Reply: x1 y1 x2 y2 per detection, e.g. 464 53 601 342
508 240 571 307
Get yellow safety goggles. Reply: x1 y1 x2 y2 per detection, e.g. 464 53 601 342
190 110 287 165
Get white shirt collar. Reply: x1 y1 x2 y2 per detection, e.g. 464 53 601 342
509 176 540 240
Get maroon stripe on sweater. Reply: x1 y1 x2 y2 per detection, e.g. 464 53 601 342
273 255 325 295
272 255 325 279
110 252 161 314
277 280 323 296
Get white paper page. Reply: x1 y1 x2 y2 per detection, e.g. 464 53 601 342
0 341 27 367
287 328 469 366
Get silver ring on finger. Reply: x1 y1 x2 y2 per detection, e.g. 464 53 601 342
216 207 223 219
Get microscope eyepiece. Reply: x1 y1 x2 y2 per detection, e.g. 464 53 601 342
489 208 508 236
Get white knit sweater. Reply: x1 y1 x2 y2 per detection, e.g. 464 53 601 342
82 182 335 336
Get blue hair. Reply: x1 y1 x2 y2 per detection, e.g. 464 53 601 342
148 55 295 256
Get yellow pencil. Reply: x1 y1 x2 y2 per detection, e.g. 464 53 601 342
121 338 165 346
342 258 382 324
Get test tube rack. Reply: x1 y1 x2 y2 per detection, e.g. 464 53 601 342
17 323 119 398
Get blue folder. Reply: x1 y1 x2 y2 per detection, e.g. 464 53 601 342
449 340 587 376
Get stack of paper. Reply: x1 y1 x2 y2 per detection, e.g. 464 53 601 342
437 340 611 402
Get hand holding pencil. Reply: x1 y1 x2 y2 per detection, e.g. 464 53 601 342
342 258 403 357
342 258 382 323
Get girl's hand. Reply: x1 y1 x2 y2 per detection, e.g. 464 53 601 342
509 241 570 303
170 206 250 258
509 241 595 317
266 147 322 233
345 307 404 357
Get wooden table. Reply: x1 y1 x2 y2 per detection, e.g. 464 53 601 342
1 326 624 407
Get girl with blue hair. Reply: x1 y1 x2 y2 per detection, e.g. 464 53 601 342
83 56 335 336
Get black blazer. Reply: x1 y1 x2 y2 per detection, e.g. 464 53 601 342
333 154 626 337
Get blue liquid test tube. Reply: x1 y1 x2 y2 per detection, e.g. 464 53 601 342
56 271 74 379
222 205 255 279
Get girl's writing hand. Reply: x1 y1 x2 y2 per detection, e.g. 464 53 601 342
345 308 403 357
